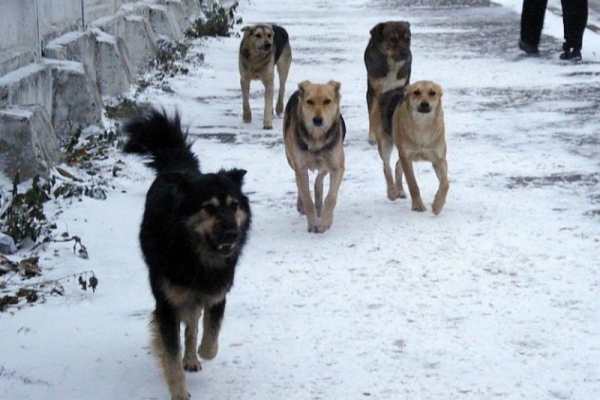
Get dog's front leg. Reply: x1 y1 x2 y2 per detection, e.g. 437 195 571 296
295 169 319 232
181 306 203 372
314 170 327 216
199 298 226 360
151 307 189 400
241 77 251 123
400 156 426 211
431 158 449 215
368 93 382 145
319 166 344 232
261 73 275 129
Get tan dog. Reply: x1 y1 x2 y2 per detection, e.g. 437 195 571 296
364 21 412 144
239 24 292 129
283 80 346 233
391 80 448 214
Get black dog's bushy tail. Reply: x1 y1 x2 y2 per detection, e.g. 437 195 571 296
122 107 200 174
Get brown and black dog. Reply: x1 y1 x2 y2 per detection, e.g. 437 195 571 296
364 21 413 200
239 24 292 130
283 80 346 233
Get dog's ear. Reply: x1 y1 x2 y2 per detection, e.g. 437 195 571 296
327 80 341 97
298 80 312 96
369 22 386 41
221 168 247 186
241 26 253 36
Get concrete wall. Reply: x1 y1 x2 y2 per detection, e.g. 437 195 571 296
0 0 203 181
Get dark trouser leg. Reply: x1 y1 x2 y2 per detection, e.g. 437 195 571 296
561 0 588 50
521 0 549 46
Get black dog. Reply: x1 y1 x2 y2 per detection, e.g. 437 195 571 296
122 108 251 400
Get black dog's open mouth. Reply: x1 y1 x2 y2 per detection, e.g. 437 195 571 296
213 242 237 257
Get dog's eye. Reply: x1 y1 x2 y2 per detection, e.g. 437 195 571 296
323 99 332 105
429 90 437 96
413 90 421 96
306 100 315 106
267 33 272 38
228 200 239 210
255 33 262 39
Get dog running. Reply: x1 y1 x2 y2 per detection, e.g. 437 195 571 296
239 23 292 129
283 80 346 233
392 80 449 214
122 108 252 400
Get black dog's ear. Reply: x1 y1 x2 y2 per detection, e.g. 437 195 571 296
221 168 247 186
369 22 385 41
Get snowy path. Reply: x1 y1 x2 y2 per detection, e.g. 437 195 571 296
1 0 599 399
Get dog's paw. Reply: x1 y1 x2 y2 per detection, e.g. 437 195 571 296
275 103 284 116
183 355 202 372
368 132 376 145
432 198 445 215
199 338 219 360
411 198 426 212
387 188 402 201
308 225 325 233
171 393 190 400
243 111 252 123
263 124 273 130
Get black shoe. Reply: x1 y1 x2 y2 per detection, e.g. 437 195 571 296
559 49 582 61
519 39 539 55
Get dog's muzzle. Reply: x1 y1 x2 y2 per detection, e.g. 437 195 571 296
212 229 241 257
258 43 272 52
417 101 432 113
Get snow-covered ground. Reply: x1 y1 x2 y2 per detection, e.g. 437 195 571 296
1 0 599 399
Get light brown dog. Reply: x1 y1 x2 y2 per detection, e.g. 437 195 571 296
239 24 292 129
391 80 448 214
364 21 412 144
283 80 346 233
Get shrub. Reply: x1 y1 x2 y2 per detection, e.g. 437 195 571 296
185 1 242 38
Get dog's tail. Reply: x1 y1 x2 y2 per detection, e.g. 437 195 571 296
122 107 200 174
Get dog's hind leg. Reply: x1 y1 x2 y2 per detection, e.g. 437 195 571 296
431 158 449 215
241 76 252 123
394 159 407 198
151 307 189 400
400 156 426 212
314 170 327 217
366 85 376 144
199 298 226 360
275 51 291 116
377 137 401 201
181 306 203 372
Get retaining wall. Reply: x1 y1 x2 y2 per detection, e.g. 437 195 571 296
0 0 202 181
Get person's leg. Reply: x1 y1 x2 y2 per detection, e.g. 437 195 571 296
561 0 588 51
520 0 549 51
